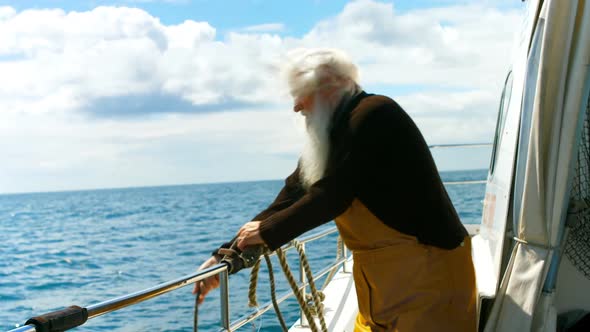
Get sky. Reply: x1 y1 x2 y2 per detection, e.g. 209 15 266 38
0 0 525 194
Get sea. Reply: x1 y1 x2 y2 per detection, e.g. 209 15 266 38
0 169 487 332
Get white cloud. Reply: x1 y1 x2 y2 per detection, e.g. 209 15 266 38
0 6 284 116
241 23 286 33
0 6 16 21
396 89 498 142
0 107 302 193
0 1 521 115
302 0 521 89
0 1 522 192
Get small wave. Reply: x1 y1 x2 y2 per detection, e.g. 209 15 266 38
104 212 131 219
26 261 60 269
27 281 85 291
82 262 102 269
0 293 25 301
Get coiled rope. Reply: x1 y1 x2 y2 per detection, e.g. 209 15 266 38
195 236 341 331
248 254 289 331
248 239 330 332
282 240 328 332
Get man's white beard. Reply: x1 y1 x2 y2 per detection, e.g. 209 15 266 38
299 98 334 190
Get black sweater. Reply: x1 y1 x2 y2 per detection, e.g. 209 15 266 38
220 91 467 252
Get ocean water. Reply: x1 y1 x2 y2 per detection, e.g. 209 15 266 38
1 169 486 332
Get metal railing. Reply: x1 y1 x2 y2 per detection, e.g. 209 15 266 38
7 226 346 332
229 227 346 331
428 143 492 149
429 143 491 185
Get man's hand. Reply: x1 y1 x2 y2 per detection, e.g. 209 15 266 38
192 255 221 305
194 221 264 304
236 221 264 250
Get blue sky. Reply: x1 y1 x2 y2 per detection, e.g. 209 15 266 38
0 0 524 193
1 0 351 35
0 1 520 35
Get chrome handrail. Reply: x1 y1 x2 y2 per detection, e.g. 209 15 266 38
6 226 344 332
6 326 35 332
87 264 229 319
427 143 490 186
298 227 339 243
6 264 230 332
428 143 492 149
444 180 487 185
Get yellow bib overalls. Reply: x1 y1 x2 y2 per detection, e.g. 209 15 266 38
334 199 477 332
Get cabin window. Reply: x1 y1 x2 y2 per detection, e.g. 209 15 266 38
489 70 514 175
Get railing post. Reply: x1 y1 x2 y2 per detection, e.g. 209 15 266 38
340 239 349 273
219 269 231 331
299 243 308 327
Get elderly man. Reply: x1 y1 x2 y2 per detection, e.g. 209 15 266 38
194 48 477 331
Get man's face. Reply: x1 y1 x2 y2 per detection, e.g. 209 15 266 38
293 94 315 115
294 84 343 115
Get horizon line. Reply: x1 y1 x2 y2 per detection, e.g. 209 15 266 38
0 168 489 196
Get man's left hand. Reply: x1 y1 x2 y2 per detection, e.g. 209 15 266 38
236 221 264 250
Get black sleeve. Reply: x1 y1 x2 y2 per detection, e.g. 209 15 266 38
260 99 401 250
258 160 354 250
258 103 399 250
211 166 305 256
253 165 306 220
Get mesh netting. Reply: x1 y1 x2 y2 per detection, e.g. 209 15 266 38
564 93 590 280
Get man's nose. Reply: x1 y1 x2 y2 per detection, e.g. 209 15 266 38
294 102 304 112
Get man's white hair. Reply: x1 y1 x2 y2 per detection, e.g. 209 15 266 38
283 48 361 100
283 48 362 189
